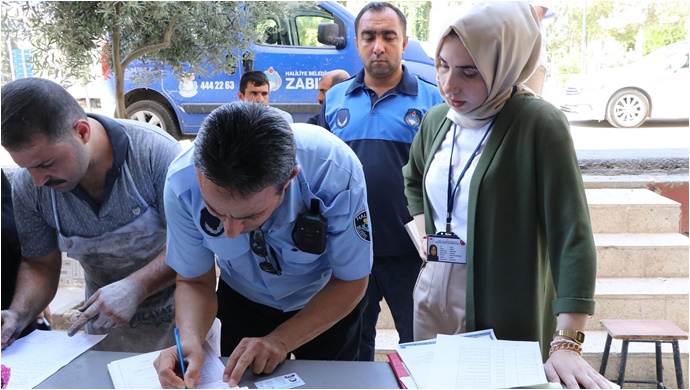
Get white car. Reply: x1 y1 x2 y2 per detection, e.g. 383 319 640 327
560 41 689 128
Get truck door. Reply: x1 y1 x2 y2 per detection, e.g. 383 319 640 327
168 54 242 133
249 2 356 122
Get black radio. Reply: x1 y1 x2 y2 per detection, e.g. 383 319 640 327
292 198 328 254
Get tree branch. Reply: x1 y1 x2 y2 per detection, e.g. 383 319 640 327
120 14 178 69
112 1 125 118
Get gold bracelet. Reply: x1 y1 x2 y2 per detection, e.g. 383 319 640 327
554 329 585 344
550 338 581 348
549 340 583 357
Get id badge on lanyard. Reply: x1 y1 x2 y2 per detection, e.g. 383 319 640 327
427 231 466 263
427 118 496 264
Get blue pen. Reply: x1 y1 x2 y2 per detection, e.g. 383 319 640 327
174 328 187 379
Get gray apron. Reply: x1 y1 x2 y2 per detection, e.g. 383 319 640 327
52 162 175 352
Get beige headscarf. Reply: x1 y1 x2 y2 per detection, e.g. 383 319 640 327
436 2 542 128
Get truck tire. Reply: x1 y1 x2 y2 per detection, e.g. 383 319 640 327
605 88 649 128
126 100 182 139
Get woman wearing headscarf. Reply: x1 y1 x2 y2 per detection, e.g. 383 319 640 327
402 2 610 388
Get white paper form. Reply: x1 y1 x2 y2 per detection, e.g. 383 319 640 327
431 334 547 389
0 330 106 389
396 338 435 388
395 329 496 389
107 342 238 389
404 221 422 253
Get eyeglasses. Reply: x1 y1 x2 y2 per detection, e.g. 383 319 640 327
250 229 282 275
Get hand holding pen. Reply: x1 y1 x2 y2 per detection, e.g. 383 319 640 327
174 328 187 384
154 328 205 389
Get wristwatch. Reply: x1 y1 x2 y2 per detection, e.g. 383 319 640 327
554 330 585 344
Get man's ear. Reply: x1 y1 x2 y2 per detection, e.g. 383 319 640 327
237 91 244 100
73 119 91 144
282 165 301 191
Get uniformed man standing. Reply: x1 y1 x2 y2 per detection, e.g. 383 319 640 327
318 2 444 361
154 102 372 389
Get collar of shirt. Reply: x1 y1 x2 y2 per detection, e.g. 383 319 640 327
70 113 130 206
87 113 130 168
259 175 303 234
345 64 419 97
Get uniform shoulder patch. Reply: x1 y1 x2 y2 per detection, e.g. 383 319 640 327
336 109 350 128
200 207 224 237
353 210 370 242
404 109 423 127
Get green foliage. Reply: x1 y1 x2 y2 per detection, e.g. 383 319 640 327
644 25 687 54
391 1 431 42
1 2 30 83
5 1 285 85
639 0 689 55
547 0 688 79
295 15 332 47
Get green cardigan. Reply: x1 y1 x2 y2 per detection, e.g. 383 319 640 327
402 95 596 358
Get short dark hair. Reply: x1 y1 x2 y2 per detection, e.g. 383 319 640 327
194 101 296 198
239 71 270 94
354 2 407 37
1 77 86 150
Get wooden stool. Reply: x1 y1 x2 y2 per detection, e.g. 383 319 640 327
599 319 688 389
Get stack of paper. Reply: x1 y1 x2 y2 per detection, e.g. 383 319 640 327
107 342 236 389
392 329 552 389
0 330 106 389
404 220 422 253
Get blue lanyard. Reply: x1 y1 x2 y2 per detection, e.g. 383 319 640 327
445 117 497 233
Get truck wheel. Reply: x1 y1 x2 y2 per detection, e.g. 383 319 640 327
126 100 182 139
605 88 649 128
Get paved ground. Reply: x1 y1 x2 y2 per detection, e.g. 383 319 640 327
1 118 688 168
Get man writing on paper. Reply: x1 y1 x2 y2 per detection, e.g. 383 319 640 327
154 102 372 389
0 78 181 352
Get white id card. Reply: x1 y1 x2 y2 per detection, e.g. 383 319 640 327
427 233 466 264
254 372 305 389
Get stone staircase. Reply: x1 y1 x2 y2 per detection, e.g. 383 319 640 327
373 185 689 388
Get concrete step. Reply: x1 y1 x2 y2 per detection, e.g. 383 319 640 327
586 189 681 234
374 329 689 389
582 174 689 190
582 173 689 235
374 277 689 336
595 233 689 278
591 278 689 332
374 328 399 362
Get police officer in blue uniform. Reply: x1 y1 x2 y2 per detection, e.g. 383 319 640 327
318 2 444 361
155 102 372 389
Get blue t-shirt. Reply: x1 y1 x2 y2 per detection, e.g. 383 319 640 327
320 66 443 256
165 123 373 312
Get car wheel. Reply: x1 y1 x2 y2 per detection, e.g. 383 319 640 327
125 100 182 139
605 88 650 128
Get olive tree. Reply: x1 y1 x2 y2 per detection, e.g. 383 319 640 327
3 1 285 117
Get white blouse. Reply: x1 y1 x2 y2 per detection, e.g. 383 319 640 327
424 121 492 240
